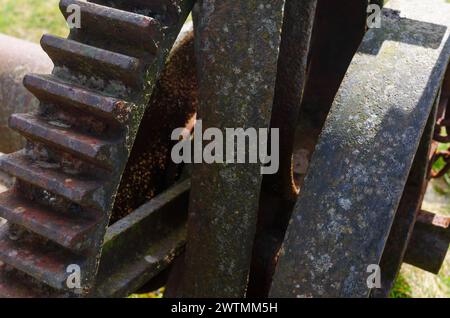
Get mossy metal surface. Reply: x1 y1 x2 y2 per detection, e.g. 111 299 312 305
182 0 285 297
271 0 450 298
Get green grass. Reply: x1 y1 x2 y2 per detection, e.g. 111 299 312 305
0 0 67 43
390 274 413 298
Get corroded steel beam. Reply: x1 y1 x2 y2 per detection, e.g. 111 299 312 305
403 210 450 274
247 0 317 297
181 0 285 297
94 179 190 297
270 0 450 298
111 22 197 224
262 0 318 202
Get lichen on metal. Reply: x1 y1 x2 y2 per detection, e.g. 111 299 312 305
181 0 285 297
270 0 450 298
0 0 194 296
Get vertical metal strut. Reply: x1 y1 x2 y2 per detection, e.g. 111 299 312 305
181 0 285 297
248 0 317 297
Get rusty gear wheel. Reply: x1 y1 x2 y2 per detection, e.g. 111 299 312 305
0 0 194 297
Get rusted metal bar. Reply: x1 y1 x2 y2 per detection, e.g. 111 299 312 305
270 0 450 297
111 21 197 223
403 210 450 274
262 0 317 202
373 46 450 297
285 0 369 194
181 0 285 297
290 0 369 191
93 23 196 297
247 0 317 297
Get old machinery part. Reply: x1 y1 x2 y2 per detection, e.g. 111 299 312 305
92 25 197 297
299 0 368 139
0 0 194 297
180 0 286 298
372 52 450 297
271 0 450 297
403 210 450 274
0 0 448 299
111 23 197 224
247 0 318 297
372 93 440 297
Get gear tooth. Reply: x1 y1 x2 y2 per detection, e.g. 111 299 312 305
41 34 145 88
0 225 83 291
10 113 122 169
60 0 163 54
0 190 99 251
23 74 130 123
0 151 105 210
